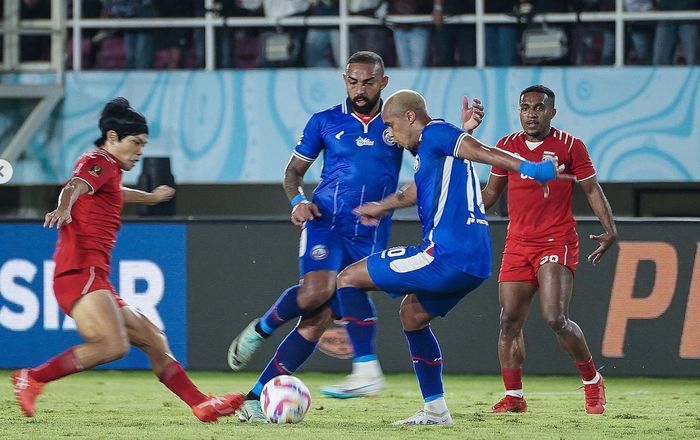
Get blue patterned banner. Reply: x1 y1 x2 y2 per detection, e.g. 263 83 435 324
2 67 698 183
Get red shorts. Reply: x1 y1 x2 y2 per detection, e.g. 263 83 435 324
54 266 126 316
498 239 579 287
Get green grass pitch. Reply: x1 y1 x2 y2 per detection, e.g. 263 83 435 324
1 371 698 439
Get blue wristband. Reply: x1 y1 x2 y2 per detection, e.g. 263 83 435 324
519 160 555 183
291 194 307 207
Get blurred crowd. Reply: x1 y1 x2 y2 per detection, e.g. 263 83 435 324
11 0 700 69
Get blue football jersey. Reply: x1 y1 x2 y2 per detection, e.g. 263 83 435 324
413 121 492 279
294 99 403 240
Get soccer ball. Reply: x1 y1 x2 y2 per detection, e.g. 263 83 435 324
260 375 312 424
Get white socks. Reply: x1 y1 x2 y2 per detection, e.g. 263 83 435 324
505 389 524 398
353 359 383 377
425 396 449 415
582 372 602 385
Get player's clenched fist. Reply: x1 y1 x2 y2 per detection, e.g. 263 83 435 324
291 200 321 227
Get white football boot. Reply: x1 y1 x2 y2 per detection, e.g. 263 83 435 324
236 399 269 423
392 409 453 426
320 360 385 398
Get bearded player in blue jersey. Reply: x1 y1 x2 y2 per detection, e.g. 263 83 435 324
343 89 571 425
227 52 484 422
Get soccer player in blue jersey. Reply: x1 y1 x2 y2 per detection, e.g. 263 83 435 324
342 89 570 425
227 52 485 422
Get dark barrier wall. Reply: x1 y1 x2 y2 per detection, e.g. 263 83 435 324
188 220 700 377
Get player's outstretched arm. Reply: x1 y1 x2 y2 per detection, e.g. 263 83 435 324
285 155 321 227
580 177 617 265
44 178 91 228
122 185 175 205
354 182 417 226
455 134 572 183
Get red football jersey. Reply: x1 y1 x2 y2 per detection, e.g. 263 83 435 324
491 127 596 244
54 148 123 276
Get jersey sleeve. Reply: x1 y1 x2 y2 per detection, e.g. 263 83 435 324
72 155 117 194
424 123 467 158
293 113 324 163
490 137 509 177
569 138 596 181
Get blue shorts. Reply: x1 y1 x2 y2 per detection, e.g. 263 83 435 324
300 219 387 317
366 245 485 317
299 219 386 276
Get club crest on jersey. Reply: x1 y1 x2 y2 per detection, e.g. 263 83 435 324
355 137 374 147
88 164 103 177
413 155 421 172
382 128 396 146
543 151 558 162
310 244 329 260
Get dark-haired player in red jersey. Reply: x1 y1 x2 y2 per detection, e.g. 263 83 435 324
483 85 617 415
10 97 244 422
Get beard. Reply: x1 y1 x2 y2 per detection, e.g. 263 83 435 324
350 93 381 115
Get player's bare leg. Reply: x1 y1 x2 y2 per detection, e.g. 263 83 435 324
492 282 536 413
322 260 385 398
228 270 337 371
122 306 244 422
392 294 451 426
12 291 128 417
538 263 605 414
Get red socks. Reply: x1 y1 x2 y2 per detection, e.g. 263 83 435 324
28 348 84 383
576 356 597 382
502 367 523 393
158 361 207 407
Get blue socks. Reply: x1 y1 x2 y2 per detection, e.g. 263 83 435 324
405 326 444 401
337 287 377 361
249 328 317 399
259 285 303 337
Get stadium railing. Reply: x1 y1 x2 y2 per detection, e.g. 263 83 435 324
3 0 700 72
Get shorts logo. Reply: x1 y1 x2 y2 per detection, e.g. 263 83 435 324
413 155 420 172
382 128 396 146
310 244 329 260
88 164 103 177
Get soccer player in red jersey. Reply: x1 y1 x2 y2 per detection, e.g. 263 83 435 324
10 98 244 422
483 85 617 415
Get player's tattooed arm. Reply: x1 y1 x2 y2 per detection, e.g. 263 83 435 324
122 185 175 205
354 183 417 226
285 155 321 227
44 178 90 228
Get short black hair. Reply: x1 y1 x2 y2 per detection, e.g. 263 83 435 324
520 85 555 106
346 51 385 72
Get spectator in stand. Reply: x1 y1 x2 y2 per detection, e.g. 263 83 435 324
305 0 340 67
349 0 390 63
624 0 654 65
485 0 522 66
215 0 264 69
101 0 156 69
432 0 475 66
653 0 699 65
262 0 310 67
21 0 51 62
153 0 195 69
389 0 432 68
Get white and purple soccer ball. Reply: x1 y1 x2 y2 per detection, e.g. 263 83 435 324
260 375 312 424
